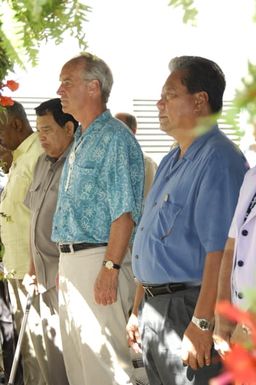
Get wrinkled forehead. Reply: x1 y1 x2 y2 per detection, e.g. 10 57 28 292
60 61 85 80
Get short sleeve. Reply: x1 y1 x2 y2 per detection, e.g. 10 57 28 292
106 133 144 224
195 155 245 253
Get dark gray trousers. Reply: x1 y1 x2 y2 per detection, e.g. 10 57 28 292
139 287 222 385
0 280 24 385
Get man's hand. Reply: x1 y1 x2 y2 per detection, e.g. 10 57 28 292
126 313 142 354
22 273 38 295
94 267 119 305
213 315 234 358
181 322 213 370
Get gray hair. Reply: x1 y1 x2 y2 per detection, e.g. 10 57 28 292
67 53 113 104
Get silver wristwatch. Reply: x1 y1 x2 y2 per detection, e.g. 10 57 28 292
192 316 212 331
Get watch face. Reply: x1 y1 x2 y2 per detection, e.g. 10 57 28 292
105 261 113 269
199 320 209 330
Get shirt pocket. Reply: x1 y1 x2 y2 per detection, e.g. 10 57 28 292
157 200 183 240
71 162 97 198
25 182 41 209
3 173 31 204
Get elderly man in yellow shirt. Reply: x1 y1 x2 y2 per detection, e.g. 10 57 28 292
0 101 48 385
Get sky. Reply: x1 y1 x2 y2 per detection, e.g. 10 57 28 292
10 0 256 115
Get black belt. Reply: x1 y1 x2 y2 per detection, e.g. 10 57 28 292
132 358 144 368
59 242 108 253
143 282 201 297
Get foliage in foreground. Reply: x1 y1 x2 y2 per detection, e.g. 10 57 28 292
0 0 90 81
211 301 256 385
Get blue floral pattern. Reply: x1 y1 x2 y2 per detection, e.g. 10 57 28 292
52 110 144 243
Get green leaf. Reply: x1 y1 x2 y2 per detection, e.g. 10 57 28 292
0 0 91 81
168 0 197 25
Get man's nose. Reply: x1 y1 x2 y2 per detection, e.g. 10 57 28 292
156 99 164 111
38 132 46 141
57 84 64 95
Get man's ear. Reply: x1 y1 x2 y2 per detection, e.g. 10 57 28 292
87 79 101 96
194 91 209 113
12 118 23 133
64 121 75 137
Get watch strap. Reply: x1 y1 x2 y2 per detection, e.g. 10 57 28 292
103 260 121 270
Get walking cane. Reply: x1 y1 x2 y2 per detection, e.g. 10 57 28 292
7 286 35 385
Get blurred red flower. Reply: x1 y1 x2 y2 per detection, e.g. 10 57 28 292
212 301 256 385
0 80 19 107
6 80 19 92
224 344 256 384
0 96 15 107
216 301 256 345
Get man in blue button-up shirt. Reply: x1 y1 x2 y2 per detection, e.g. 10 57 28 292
52 53 144 385
127 56 248 385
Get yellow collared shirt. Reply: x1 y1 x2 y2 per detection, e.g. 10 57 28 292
0 132 43 279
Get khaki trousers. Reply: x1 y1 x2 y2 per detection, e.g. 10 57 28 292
8 279 48 385
59 247 136 385
40 287 69 385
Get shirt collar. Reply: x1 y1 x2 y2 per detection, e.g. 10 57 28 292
75 110 112 140
12 132 38 162
45 141 73 164
181 124 219 161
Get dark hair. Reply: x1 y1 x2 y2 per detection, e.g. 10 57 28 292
35 98 79 131
66 53 113 103
5 101 29 124
169 56 226 113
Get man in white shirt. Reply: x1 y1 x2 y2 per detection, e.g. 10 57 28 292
214 166 256 354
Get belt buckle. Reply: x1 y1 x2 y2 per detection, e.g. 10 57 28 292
167 283 183 293
60 243 74 253
166 284 174 294
144 287 154 297
68 243 74 253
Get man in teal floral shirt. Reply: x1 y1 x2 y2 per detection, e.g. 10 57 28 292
52 53 144 385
